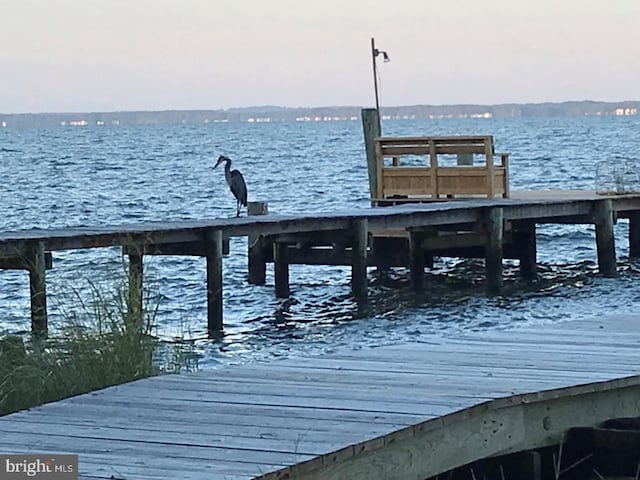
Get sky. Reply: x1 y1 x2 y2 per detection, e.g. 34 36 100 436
1 0 639 113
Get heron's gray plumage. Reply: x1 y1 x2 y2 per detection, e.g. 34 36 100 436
215 155 247 217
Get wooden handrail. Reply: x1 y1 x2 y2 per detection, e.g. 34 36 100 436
373 135 510 200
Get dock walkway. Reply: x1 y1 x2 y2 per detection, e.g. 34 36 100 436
1 313 640 479
3 189 640 335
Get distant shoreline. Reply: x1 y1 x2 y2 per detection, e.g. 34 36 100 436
1 100 638 128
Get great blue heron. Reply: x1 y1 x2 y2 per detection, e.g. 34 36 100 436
214 155 248 217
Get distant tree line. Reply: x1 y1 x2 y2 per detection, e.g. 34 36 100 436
1 101 638 128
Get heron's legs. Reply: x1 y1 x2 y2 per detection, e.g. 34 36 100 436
236 201 241 217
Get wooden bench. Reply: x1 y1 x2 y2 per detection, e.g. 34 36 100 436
373 135 509 203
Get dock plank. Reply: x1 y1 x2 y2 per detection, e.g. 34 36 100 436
1 191 638 254
0 439 291 480
2 314 640 479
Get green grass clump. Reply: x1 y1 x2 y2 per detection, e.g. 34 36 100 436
0 274 162 416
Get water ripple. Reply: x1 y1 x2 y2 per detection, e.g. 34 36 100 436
1 117 639 367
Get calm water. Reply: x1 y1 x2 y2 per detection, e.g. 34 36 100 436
1 116 639 367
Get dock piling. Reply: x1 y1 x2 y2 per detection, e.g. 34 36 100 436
351 219 368 302
274 241 290 298
629 212 640 258
409 231 425 290
28 241 47 337
485 208 504 294
2 191 640 336
248 201 269 285
127 250 143 329
206 229 224 335
594 199 617 277
513 220 537 280
361 109 381 206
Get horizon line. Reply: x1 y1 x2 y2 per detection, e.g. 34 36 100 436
3 99 640 116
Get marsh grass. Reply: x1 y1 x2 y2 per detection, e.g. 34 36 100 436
0 324 154 416
0 264 190 416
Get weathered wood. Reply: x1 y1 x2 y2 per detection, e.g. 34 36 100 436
3 314 640 480
421 231 493 250
272 238 522 267
123 240 230 256
424 253 434 269
248 201 269 285
264 230 351 248
516 450 542 480
409 231 425 290
257 243 521 268
269 378 640 480
500 153 510 198
457 152 474 166
593 199 617 277
564 425 640 479
429 138 439 198
206 229 224 335
371 236 408 272
484 207 504 294
513 220 537 280
485 135 495 198
0 192 639 338
629 212 640 258
274 241 290 298
1 193 639 258
0 252 52 270
28 241 47 336
361 108 381 204
127 251 143 329
351 219 368 302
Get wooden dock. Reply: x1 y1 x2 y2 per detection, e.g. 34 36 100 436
1 189 640 336
1 313 640 479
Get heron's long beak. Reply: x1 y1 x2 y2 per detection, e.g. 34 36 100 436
214 160 222 169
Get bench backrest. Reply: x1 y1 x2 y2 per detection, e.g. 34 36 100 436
373 135 508 200
376 135 494 158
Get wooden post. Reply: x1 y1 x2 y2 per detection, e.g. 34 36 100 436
429 139 438 199
371 236 394 274
361 108 381 205
485 207 504 294
351 219 368 302
501 153 510 198
424 254 434 270
594 199 617 277
423 231 437 270
206 229 224 335
510 451 542 480
629 212 640 258
457 153 473 166
28 241 47 337
274 241 290 298
485 136 495 198
514 220 537 280
127 251 143 329
409 231 425 290
248 201 269 285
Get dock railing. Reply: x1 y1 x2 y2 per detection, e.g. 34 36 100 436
373 135 509 204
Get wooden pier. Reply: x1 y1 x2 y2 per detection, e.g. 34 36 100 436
1 190 640 335
1 313 640 479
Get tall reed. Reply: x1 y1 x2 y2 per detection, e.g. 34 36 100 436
0 268 162 416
